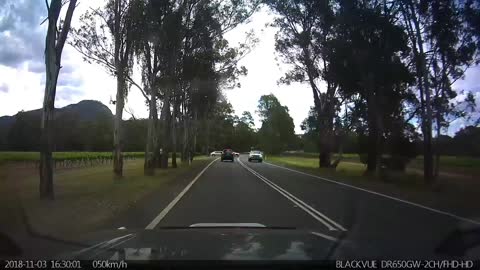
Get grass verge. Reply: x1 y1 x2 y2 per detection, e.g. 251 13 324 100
277 152 480 176
0 156 213 240
267 155 428 190
266 155 480 219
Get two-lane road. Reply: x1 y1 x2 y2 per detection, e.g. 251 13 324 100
148 155 480 259
155 156 343 234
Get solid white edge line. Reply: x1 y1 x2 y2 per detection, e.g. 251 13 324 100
265 161 480 226
238 158 341 231
310 231 338 242
145 158 219 229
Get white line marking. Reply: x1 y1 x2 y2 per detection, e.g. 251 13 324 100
261 174 347 231
264 161 480 226
93 234 136 258
189 223 267 228
145 158 219 229
242 161 347 231
310 231 338 242
71 234 133 256
238 158 346 231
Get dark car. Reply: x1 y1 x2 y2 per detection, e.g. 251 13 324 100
221 149 234 162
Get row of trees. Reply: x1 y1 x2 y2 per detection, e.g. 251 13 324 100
38 0 479 198
265 0 479 183
301 107 480 157
40 0 259 199
9 94 477 154
70 0 259 176
5 94 298 154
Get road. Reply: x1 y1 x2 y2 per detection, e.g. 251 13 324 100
137 155 480 259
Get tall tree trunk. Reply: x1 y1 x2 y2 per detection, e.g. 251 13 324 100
434 112 441 179
205 117 211 155
362 71 382 175
153 118 162 168
408 1 434 184
113 74 125 178
161 100 171 169
190 109 198 164
182 107 189 163
318 130 332 168
374 109 384 176
366 122 378 173
40 0 77 199
171 98 177 168
182 115 190 162
318 100 334 168
303 49 336 169
144 89 157 176
40 46 59 200
366 89 379 174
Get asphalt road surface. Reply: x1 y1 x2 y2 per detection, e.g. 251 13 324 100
138 155 480 259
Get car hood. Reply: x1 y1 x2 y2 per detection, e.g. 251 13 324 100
63 227 366 261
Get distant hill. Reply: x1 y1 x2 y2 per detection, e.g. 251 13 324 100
59 100 113 122
0 100 113 150
0 100 112 122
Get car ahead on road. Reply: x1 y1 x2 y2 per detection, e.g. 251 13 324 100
210 151 223 157
248 150 263 162
221 149 234 162
233 151 240 157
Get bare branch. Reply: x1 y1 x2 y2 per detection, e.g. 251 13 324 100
126 75 150 102
55 0 78 58
124 106 137 120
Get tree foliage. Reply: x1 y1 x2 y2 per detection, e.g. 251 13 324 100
256 94 296 154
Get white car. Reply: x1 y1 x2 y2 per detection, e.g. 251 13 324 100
210 151 223 157
248 150 263 162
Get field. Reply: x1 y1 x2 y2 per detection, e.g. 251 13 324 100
279 152 480 176
0 156 213 242
0 151 145 169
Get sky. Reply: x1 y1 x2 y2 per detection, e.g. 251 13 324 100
0 1 479 135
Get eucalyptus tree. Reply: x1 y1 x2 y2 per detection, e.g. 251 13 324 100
40 0 78 199
265 0 341 168
399 0 479 183
71 0 142 178
327 0 414 175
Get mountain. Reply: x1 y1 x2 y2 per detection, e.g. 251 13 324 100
58 100 113 121
0 100 113 150
0 100 112 121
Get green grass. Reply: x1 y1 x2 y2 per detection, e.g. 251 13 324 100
281 152 358 159
278 152 480 175
267 155 428 189
409 155 480 172
268 156 366 177
0 156 214 240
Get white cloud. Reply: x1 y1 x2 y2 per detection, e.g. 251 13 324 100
0 65 44 115
0 1 478 137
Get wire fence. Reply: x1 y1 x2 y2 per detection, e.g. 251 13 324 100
1 152 143 169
